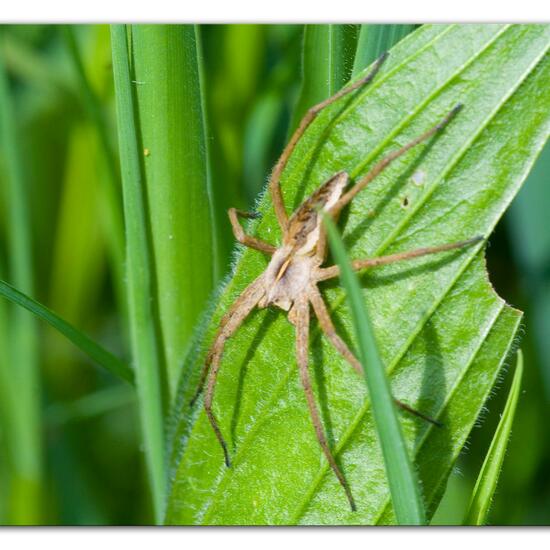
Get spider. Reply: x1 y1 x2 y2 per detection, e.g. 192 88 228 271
191 52 482 512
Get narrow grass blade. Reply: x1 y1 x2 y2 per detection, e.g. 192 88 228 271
131 25 215 396
0 40 41 524
0 278 133 384
352 25 416 77
290 25 351 133
323 214 426 525
463 350 524 525
111 24 167 523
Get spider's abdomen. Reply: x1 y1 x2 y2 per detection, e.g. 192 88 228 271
259 249 316 312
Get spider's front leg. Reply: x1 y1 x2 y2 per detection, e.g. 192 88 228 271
228 208 276 255
293 295 357 512
191 276 266 467
268 52 389 231
330 103 464 218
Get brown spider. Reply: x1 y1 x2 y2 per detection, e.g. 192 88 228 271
191 53 482 511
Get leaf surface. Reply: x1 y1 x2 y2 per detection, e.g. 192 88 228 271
166 24 550 525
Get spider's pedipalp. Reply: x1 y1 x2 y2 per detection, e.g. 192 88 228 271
228 208 276 255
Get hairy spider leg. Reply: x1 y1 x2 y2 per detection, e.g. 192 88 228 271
293 294 357 512
313 104 464 263
330 103 464 218
308 287 362 376
316 236 484 281
268 52 389 232
191 276 266 467
228 208 276 255
309 287 443 427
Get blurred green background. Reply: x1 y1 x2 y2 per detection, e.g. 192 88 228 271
0 24 548 525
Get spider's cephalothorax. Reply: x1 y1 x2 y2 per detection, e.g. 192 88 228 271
259 171 348 312
190 53 483 512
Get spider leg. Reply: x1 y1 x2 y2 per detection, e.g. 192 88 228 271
228 208 276 255
330 104 463 217
293 294 357 512
190 276 266 467
269 52 388 231
316 236 483 281
309 286 443 427
309 287 363 376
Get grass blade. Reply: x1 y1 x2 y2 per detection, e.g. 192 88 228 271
0 38 41 524
323 214 426 525
352 25 416 77
0 278 133 384
131 25 215 396
290 25 351 133
111 24 167 523
463 350 524 525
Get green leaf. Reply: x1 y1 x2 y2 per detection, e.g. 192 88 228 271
0 278 133 384
166 24 548 525
463 350 524 525
323 213 425 525
111 24 167 523
131 25 215 396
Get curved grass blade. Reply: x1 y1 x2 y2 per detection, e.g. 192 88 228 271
323 214 425 525
463 350 524 525
166 25 548 525
0 279 133 383
111 24 167 523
